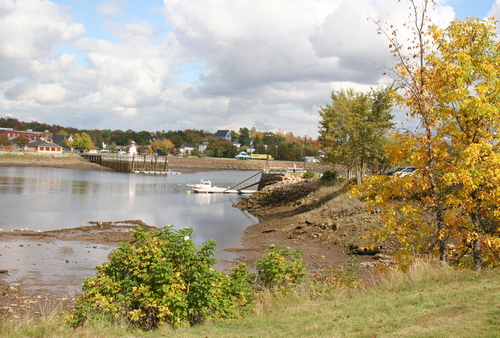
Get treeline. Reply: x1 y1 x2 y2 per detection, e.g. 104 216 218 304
0 117 321 161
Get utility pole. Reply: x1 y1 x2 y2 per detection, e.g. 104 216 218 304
303 137 307 171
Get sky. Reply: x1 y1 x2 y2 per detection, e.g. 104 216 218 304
0 0 498 138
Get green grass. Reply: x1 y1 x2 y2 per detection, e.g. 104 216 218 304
2 261 500 337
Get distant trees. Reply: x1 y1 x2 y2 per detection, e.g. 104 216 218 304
318 87 394 183
206 140 236 158
14 134 30 150
0 116 322 159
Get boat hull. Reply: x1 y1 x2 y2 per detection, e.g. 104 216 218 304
188 179 256 194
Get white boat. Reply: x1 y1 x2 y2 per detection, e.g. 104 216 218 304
188 180 228 193
187 179 257 194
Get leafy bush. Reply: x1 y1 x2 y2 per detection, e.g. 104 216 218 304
321 169 339 182
65 226 253 330
255 245 307 292
302 170 315 179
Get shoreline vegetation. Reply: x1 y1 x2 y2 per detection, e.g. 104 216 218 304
1 153 499 336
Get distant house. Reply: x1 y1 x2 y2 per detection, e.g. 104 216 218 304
26 140 63 154
232 141 241 149
213 130 231 141
52 135 73 146
198 141 209 153
180 142 195 155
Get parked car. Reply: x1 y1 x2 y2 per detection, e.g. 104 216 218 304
390 166 418 177
386 166 414 176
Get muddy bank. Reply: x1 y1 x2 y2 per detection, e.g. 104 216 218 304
0 220 152 319
233 174 395 274
0 152 112 171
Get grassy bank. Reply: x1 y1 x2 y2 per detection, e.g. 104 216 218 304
2 261 499 337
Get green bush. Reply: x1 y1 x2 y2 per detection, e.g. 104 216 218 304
302 170 315 179
321 169 339 182
255 245 307 292
65 226 253 330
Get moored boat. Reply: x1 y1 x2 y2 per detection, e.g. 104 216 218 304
187 180 228 193
187 179 257 194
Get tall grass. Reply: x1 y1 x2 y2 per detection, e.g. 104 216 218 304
2 260 499 337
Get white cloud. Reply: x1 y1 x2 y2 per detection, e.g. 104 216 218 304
5 81 66 105
96 0 125 18
0 0 84 81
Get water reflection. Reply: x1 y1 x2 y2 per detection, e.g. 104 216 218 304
0 167 259 258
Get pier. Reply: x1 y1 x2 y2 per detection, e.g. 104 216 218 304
81 154 172 174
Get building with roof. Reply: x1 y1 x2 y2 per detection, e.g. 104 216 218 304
198 141 209 153
180 142 195 155
26 140 63 154
0 128 44 142
213 130 232 141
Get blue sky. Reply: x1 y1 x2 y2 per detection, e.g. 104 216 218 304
451 0 495 19
0 0 499 138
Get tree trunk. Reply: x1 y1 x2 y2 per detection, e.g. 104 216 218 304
473 237 482 271
437 208 447 262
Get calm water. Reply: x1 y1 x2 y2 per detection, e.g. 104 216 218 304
0 167 260 257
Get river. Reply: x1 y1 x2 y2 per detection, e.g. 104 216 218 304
0 167 259 256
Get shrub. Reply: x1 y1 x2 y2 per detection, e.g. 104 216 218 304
321 169 339 183
255 245 307 292
302 170 315 179
65 226 253 330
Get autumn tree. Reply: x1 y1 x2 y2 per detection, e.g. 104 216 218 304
14 134 30 150
319 87 394 184
207 140 236 158
59 138 70 149
0 134 12 147
354 0 500 270
426 17 500 270
152 139 174 155
72 133 94 151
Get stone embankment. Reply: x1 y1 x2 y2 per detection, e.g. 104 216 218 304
236 174 319 215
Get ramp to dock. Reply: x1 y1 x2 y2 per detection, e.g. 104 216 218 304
225 171 262 192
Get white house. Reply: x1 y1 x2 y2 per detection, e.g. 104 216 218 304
198 141 209 153
213 130 232 141
180 142 195 155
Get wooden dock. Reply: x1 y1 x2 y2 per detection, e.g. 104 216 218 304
81 154 172 174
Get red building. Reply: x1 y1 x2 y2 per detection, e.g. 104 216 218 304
0 128 45 142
